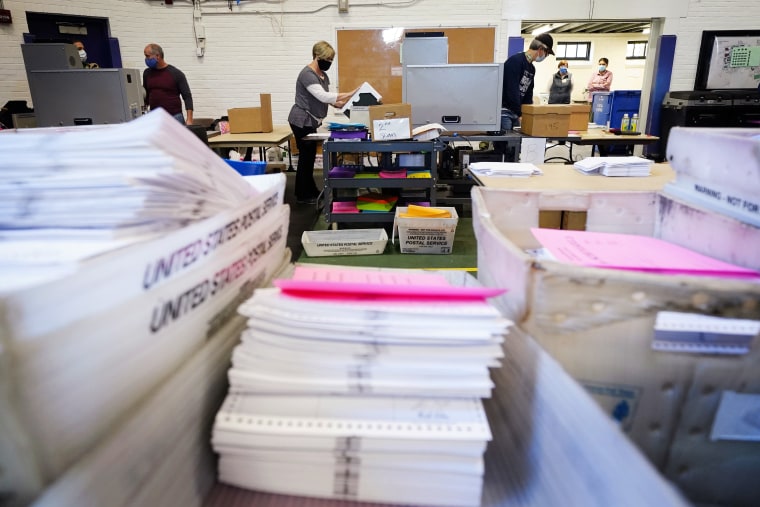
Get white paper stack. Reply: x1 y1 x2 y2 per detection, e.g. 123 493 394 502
0 108 253 238
0 114 291 506
574 156 653 176
212 267 512 506
468 162 542 178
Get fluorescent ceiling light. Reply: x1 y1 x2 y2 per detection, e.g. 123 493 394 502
531 23 566 35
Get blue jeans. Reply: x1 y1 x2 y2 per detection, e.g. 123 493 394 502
500 109 519 132
173 113 186 124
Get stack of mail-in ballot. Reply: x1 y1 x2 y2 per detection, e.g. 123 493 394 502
574 156 653 177
212 266 511 506
0 109 290 506
664 127 760 227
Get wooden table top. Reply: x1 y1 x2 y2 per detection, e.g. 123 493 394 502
208 125 293 146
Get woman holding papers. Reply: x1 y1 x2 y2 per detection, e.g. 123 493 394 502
288 41 359 204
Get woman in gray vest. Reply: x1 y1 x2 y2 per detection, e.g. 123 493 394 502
288 41 358 204
548 59 573 104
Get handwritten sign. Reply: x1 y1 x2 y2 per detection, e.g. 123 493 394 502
372 118 411 140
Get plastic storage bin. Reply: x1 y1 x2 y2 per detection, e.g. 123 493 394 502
592 90 642 129
392 206 459 254
301 229 388 257
224 159 267 176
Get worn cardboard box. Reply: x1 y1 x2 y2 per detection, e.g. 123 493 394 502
228 93 273 133
369 103 412 141
471 185 760 506
520 104 570 137
568 103 591 131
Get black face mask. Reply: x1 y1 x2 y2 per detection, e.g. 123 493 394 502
318 59 332 71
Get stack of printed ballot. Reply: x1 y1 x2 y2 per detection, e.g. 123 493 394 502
0 109 290 506
0 109 255 239
212 266 511 507
574 155 653 177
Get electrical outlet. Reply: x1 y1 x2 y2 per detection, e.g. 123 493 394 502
338 0 349 13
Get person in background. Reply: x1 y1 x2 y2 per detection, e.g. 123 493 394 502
287 40 359 205
548 59 572 104
142 43 194 125
73 40 99 69
586 57 613 102
500 33 555 131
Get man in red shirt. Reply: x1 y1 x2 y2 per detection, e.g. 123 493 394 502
142 43 194 125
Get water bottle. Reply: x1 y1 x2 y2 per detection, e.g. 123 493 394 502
621 113 630 132
630 114 639 133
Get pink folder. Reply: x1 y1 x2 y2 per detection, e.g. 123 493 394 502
530 228 760 278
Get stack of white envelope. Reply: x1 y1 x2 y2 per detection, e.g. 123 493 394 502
573 155 652 177
212 267 512 507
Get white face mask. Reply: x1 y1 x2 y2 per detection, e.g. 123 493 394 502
535 52 546 63
78 49 87 62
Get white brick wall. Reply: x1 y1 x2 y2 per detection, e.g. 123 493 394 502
0 0 501 124
1 0 758 125
669 1 760 91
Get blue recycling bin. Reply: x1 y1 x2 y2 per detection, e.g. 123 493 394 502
224 159 267 176
592 90 641 129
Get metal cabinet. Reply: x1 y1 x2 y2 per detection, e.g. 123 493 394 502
322 140 437 226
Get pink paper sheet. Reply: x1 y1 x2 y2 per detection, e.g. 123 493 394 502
274 266 506 300
331 201 360 213
530 228 760 279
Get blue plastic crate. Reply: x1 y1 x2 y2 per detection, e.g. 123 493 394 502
592 90 641 128
224 159 267 176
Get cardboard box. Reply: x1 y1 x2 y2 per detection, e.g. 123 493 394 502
520 104 570 137
2 174 289 498
568 103 591 131
228 94 273 133
471 186 760 506
369 103 412 141
392 206 459 254
301 228 388 257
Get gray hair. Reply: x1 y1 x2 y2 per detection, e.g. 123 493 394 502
146 43 164 58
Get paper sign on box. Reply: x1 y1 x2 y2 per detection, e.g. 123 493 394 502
369 103 412 140
372 118 412 140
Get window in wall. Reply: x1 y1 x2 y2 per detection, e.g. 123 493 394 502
555 42 591 61
626 41 648 60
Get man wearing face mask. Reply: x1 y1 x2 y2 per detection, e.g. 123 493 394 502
142 43 194 125
548 60 573 104
500 33 554 131
287 40 359 204
586 57 613 102
73 41 99 69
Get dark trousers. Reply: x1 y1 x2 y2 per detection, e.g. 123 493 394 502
289 122 320 200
